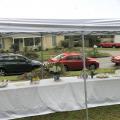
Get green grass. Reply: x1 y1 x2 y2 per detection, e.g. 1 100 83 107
64 68 115 77
0 75 18 81
96 68 115 74
87 51 111 58
16 105 120 120
98 47 120 51
0 68 115 81
36 47 112 61
36 48 82 61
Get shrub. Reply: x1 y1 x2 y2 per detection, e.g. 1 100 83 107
22 51 39 59
0 49 5 53
23 46 28 52
18 67 52 81
38 46 42 51
74 42 81 47
46 62 66 75
53 46 62 50
61 40 69 48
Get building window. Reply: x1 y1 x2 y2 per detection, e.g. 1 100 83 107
65 36 70 40
52 35 56 46
35 37 41 45
24 38 34 46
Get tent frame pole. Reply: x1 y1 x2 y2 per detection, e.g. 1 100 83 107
41 33 44 79
82 32 89 120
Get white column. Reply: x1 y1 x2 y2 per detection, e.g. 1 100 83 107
13 38 14 44
33 37 35 47
0 38 2 49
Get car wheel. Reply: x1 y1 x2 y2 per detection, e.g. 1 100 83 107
115 46 119 48
89 64 96 70
115 63 120 66
0 69 6 76
64 65 68 71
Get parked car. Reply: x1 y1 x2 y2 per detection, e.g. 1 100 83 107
0 53 44 75
97 42 114 48
113 43 120 48
48 52 99 71
111 55 120 65
97 42 120 48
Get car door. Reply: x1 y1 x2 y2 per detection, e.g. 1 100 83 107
60 56 73 70
72 55 83 70
2 56 20 73
16 56 32 73
63 55 83 70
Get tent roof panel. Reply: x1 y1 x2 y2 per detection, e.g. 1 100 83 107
0 18 120 32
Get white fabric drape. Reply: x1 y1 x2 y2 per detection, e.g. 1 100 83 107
0 77 120 120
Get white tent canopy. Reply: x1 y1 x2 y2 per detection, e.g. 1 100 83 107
0 17 120 120
0 18 120 120
1 18 120 32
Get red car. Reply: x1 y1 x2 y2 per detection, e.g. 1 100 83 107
97 42 120 48
48 52 99 70
97 42 114 48
114 43 120 48
111 55 120 65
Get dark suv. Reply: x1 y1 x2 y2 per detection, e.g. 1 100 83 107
0 53 43 75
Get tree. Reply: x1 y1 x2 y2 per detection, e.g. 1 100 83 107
86 35 101 47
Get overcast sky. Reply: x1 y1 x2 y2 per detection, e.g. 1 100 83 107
0 0 120 19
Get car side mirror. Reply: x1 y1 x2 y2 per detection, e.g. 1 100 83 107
59 59 62 61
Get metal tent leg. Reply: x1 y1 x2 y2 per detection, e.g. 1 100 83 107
82 32 89 120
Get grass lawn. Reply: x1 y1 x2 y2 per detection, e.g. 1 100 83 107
16 105 120 120
98 47 120 51
36 47 112 61
0 75 19 81
0 68 115 81
36 47 78 61
36 48 83 61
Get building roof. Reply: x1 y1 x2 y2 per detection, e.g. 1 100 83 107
0 32 42 38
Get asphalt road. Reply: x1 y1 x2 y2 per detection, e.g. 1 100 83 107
97 50 120 68
96 57 115 68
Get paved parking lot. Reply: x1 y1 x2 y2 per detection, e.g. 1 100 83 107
99 49 120 56
96 57 115 68
97 50 120 68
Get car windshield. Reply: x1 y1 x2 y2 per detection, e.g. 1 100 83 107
54 54 65 60
17 55 31 62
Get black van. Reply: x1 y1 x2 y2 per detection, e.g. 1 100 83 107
0 53 43 75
